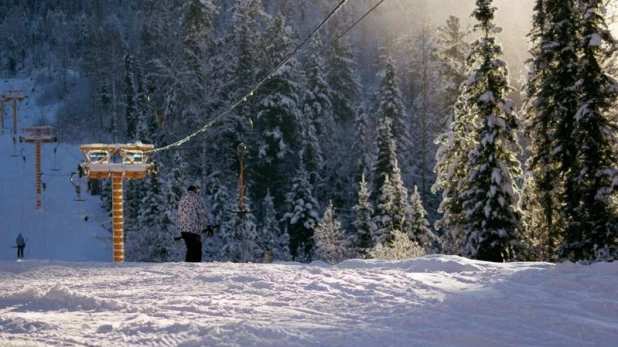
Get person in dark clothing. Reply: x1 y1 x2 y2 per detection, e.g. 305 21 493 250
177 185 210 262
16 233 25 259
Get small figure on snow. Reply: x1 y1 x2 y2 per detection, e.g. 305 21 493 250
177 185 211 262
16 233 26 260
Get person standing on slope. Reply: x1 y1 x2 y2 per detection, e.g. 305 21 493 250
177 185 210 262
16 233 26 260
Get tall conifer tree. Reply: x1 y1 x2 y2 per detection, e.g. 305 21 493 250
453 0 525 262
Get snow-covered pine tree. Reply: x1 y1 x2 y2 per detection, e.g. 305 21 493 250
124 51 138 141
313 201 348 264
178 0 217 133
522 0 577 261
372 174 396 247
435 15 469 121
559 0 618 263
281 163 320 262
205 0 264 193
432 92 473 255
261 190 291 261
181 0 216 73
301 33 331 196
408 22 444 206
204 176 232 261
389 164 410 238
352 174 376 259
126 169 181 262
300 110 323 191
408 185 435 254
252 13 302 207
376 54 410 173
222 196 263 263
350 105 372 185
325 14 360 126
371 116 399 204
371 228 425 261
456 0 525 262
303 32 335 145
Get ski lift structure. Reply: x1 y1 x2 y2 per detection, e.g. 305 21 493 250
229 143 251 215
79 142 155 263
3 89 26 156
20 126 57 210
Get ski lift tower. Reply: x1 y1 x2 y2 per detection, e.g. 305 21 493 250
4 89 26 155
79 142 155 263
21 126 57 210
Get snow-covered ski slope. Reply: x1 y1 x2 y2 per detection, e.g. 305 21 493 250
0 77 617 346
0 77 110 262
1 256 617 346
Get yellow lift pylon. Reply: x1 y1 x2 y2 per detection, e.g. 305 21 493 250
21 126 57 210
3 89 26 156
79 142 155 263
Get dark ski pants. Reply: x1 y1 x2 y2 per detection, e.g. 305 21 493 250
181 232 202 262
17 246 24 259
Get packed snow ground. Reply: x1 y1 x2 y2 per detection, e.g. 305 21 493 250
1 80 617 347
1 257 617 346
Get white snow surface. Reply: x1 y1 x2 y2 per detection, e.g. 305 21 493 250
1 80 618 347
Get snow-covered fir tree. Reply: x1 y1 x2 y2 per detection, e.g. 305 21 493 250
435 15 469 121
371 228 425 261
372 174 396 246
301 33 332 197
350 105 372 185
407 185 435 254
281 163 320 262
325 14 360 126
252 13 302 207
408 22 444 206
522 0 578 261
313 201 349 264
352 174 376 259
222 196 263 263
455 0 525 262
261 190 291 261
371 116 398 204
376 54 410 173
559 0 618 263
126 170 182 262
123 51 138 141
204 175 232 261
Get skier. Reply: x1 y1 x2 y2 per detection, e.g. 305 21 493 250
177 185 210 262
16 233 25 260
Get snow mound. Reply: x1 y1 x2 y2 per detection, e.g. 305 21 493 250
337 254 485 273
0 283 129 312
0 316 54 334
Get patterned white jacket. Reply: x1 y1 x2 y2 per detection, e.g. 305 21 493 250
178 191 210 235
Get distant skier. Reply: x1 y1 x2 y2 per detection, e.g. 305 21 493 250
177 185 210 262
16 233 25 260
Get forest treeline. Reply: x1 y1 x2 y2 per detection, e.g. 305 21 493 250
0 0 616 264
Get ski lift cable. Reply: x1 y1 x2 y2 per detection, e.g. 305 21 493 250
150 0 388 154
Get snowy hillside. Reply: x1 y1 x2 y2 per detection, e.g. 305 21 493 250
0 77 111 262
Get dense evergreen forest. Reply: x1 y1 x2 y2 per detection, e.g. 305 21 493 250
1 0 616 264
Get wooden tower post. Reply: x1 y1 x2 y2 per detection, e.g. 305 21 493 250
3 89 26 155
21 126 57 210
80 143 154 263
